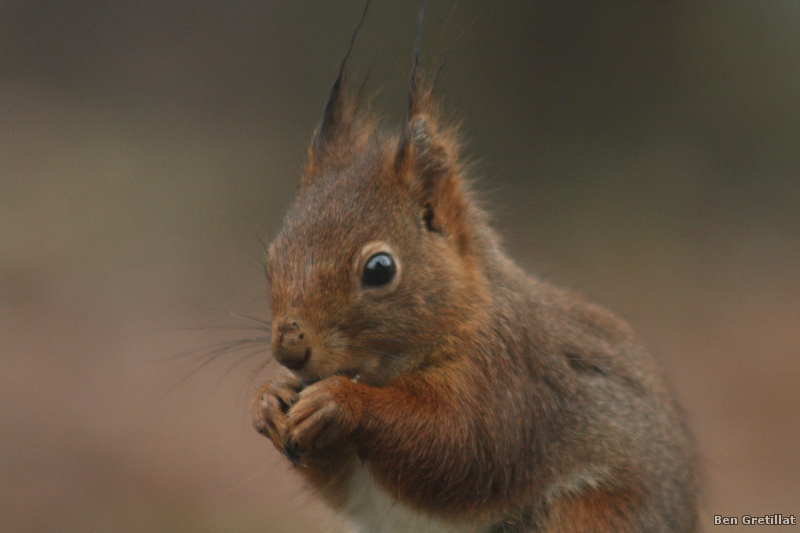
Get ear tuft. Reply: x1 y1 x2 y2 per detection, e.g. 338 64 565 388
305 1 370 182
411 116 432 154
410 115 451 198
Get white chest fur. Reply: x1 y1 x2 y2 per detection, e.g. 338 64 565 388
340 462 488 533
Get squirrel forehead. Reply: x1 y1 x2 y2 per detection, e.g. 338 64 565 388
269 157 412 271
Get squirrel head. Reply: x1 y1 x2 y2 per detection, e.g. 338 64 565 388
267 6 491 386
266 76 492 386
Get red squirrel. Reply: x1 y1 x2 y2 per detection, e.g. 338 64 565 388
252 4 698 532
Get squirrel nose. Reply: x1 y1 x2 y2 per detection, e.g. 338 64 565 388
273 319 311 370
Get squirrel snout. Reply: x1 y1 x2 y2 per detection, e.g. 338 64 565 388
273 319 311 370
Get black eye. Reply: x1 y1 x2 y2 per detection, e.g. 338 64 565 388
362 253 396 287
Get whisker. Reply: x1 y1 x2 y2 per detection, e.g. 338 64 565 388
245 249 268 272
214 207 271 268
176 298 271 326
161 338 273 399
252 227 271 261
173 340 270 387
214 347 272 389
178 338 270 376
140 287 271 326
239 356 276 405
129 325 270 340
156 336 272 362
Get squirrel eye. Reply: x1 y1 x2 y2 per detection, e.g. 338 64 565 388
362 253 396 288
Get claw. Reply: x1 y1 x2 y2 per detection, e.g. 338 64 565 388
277 395 297 413
283 440 308 468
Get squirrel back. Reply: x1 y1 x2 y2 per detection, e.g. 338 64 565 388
252 6 698 532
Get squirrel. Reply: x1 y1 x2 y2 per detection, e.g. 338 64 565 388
251 4 698 532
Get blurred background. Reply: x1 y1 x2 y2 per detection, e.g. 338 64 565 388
1 1 798 531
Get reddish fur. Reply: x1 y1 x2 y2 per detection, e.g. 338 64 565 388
251 74 698 532
546 488 637 533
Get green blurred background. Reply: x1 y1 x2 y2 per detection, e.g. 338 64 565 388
1 1 798 531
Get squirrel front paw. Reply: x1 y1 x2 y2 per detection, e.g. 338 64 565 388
252 372 303 456
283 375 362 464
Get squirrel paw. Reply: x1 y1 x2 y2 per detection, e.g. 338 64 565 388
284 375 361 463
252 372 303 456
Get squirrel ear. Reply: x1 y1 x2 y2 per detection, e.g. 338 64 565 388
407 114 452 203
393 3 463 237
398 112 466 238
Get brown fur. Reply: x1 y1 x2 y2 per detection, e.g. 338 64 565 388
250 48 698 532
546 487 638 533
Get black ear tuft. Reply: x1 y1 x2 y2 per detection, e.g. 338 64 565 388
311 1 370 165
395 1 427 170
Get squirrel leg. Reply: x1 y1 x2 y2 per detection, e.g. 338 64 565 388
302 370 529 518
272 372 645 530
253 374 359 509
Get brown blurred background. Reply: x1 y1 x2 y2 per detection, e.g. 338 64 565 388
1 1 798 532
